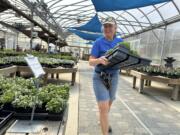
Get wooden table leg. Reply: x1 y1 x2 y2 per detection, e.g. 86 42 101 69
71 72 76 86
10 73 16 78
16 71 21 77
171 85 180 101
12 72 16 78
145 80 151 86
138 79 144 93
145 80 148 86
148 80 151 86
43 73 48 85
133 76 136 89
56 74 59 79
51 73 54 79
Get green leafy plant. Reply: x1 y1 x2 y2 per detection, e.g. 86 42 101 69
0 56 75 68
45 96 66 113
105 42 140 57
118 42 131 50
0 76 70 113
136 65 180 78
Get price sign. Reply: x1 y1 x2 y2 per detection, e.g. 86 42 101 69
25 54 45 78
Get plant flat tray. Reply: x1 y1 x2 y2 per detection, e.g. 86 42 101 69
0 110 14 129
14 112 63 121
100 45 151 69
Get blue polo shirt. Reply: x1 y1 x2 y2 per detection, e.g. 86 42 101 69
91 36 123 73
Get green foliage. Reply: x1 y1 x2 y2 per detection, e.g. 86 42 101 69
136 65 180 78
117 42 131 50
0 76 70 113
0 56 75 68
45 97 66 113
0 50 76 61
106 42 140 56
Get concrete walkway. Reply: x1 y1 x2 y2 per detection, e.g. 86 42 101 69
78 61 180 135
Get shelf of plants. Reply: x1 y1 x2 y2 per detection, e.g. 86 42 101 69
0 56 75 69
98 42 151 70
0 76 70 128
0 50 77 69
135 65 180 79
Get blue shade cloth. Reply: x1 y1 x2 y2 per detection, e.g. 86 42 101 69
86 41 94 45
91 0 171 11
68 29 102 41
72 14 102 33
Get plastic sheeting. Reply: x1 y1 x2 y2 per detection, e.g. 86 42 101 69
91 0 171 11
72 14 102 33
68 29 102 41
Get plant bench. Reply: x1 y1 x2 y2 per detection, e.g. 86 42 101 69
0 66 17 77
0 66 78 86
17 66 78 86
130 70 180 101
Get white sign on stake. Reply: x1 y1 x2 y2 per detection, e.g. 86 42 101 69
25 54 45 78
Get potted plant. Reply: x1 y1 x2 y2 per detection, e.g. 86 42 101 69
164 57 176 68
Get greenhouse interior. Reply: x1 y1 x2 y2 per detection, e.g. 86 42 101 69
0 0 180 135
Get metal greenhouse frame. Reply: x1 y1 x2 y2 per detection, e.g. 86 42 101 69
0 0 180 37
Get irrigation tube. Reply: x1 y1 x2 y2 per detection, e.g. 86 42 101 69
117 94 154 135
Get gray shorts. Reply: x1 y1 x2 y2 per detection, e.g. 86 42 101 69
92 71 119 102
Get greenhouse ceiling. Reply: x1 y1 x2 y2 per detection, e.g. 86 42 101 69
0 0 180 41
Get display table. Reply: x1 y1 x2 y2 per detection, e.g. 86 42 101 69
130 70 180 101
0 66 77 86
0 66 17 77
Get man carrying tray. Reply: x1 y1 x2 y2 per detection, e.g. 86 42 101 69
89 17 123 135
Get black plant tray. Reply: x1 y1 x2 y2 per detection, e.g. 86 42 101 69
61 64 74 68
14 107 47 114
3 105 65 121
14 112 64 121
99 45 151 69
2 103 15 112
0 64 13 69
120 57 151 69
119 55 140 68
14 113 48 120
0 110 14 129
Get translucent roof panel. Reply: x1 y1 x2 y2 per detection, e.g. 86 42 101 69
0 0 180 39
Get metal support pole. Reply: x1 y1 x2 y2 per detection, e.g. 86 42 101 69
47 37 50 53
16 32 19 51
30 5 34 50
160 26 167 65
55 41 58 53
30 78 40 124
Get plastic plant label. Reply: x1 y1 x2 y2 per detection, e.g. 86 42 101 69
25 54 45 78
